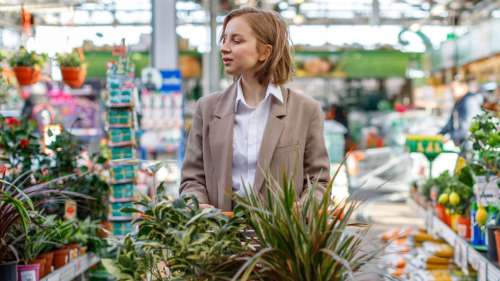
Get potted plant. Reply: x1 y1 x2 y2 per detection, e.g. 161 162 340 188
56 50 86 88
8 47 47 86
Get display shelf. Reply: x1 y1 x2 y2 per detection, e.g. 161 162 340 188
40 253 99 281
408 198 500 281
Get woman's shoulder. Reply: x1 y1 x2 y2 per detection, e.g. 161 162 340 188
286 88 322 113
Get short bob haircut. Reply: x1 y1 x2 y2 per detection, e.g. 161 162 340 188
220 7 294 86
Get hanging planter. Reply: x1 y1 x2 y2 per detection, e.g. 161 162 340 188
8 47 47 87
60 66 86 88
56 50 86 89
12 66 41 86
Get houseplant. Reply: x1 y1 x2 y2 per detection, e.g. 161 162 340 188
8 47 47 86
232 174 383 281
56 50 86 88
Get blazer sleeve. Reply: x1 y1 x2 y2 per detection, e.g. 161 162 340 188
300 102 330 202
180 101 210 204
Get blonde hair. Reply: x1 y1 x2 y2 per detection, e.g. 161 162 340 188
221 7 293 86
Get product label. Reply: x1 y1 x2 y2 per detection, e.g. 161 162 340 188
475 176 499 206
20 270 36 281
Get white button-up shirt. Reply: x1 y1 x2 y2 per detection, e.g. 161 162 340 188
232 79 283 196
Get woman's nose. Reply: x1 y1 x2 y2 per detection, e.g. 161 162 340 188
220 42 230 54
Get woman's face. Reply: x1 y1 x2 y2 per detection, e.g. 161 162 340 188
220 16 266 76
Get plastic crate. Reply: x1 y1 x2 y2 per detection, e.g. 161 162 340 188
111 183 135 200
109 128 135 144
110 201 134 217
111 146 135 160
111 221 133 236
111 164 137 183
107 108 133 127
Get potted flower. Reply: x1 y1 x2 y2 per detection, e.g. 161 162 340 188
8 47 47 86
56 50 86 88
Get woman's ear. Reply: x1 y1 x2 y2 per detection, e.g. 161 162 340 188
258 44 272 62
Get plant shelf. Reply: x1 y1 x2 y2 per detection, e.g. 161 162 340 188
408 198 500 280
40 253 99 281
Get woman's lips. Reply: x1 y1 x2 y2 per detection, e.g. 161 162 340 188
222 58 233 65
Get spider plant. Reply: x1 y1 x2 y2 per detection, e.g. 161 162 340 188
0 172 90 263
231 170 384 281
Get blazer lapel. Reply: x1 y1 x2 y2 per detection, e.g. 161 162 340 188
254 87 288 193
208 82 237 211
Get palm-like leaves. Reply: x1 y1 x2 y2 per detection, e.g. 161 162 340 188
232 171 382 281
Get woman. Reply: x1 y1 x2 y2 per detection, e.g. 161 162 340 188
180 7 330 210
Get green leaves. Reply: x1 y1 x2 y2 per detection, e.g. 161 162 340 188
469 111 500 176
8 47 47 68
108 196 249 281
56 51 84 68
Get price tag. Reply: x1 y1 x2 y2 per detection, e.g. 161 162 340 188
478 260 487 281
454 239 468 272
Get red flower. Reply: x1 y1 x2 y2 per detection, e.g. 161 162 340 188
5 117 20 128
19 138 29 149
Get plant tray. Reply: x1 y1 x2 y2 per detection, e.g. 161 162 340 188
108 128 135 146
111 221 134 236
110 201 134 217
108 88 134 106
110 183 136 200
111 146 135 160
107 108 134 128
110 164 137 183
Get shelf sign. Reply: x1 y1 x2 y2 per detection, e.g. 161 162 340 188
405 135 444 161
160 70 182 94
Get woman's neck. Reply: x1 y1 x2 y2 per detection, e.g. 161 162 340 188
240 73 267 108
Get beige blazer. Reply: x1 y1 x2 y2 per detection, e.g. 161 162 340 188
180 81 330 211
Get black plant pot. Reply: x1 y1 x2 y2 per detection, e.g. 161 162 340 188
0 261 18 281
487 225 500 262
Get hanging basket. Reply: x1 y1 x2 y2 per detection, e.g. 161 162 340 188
13 66 41 86
61 66 86 88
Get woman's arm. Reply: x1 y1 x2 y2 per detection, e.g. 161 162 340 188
180 101 210 204
301 102 330 202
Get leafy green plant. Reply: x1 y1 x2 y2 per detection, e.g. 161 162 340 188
104 195 250 281
232 173 383 281
469 111 500 177
8 47 47 68
56 51 84 68
0 172 88 263
71 217 107 252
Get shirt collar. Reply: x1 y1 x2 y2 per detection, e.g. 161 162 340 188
235 78 283 112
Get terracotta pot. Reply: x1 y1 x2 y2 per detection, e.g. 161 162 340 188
60 66 86 88
98 220 112 238
53 248 69 269
13 66 41 86
66 243 80 261
457 215 471 241
38 252 54 276
434 204 446 222
0 261 17 281
30 258 45 278
79 246 87 256
17 263 40 281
